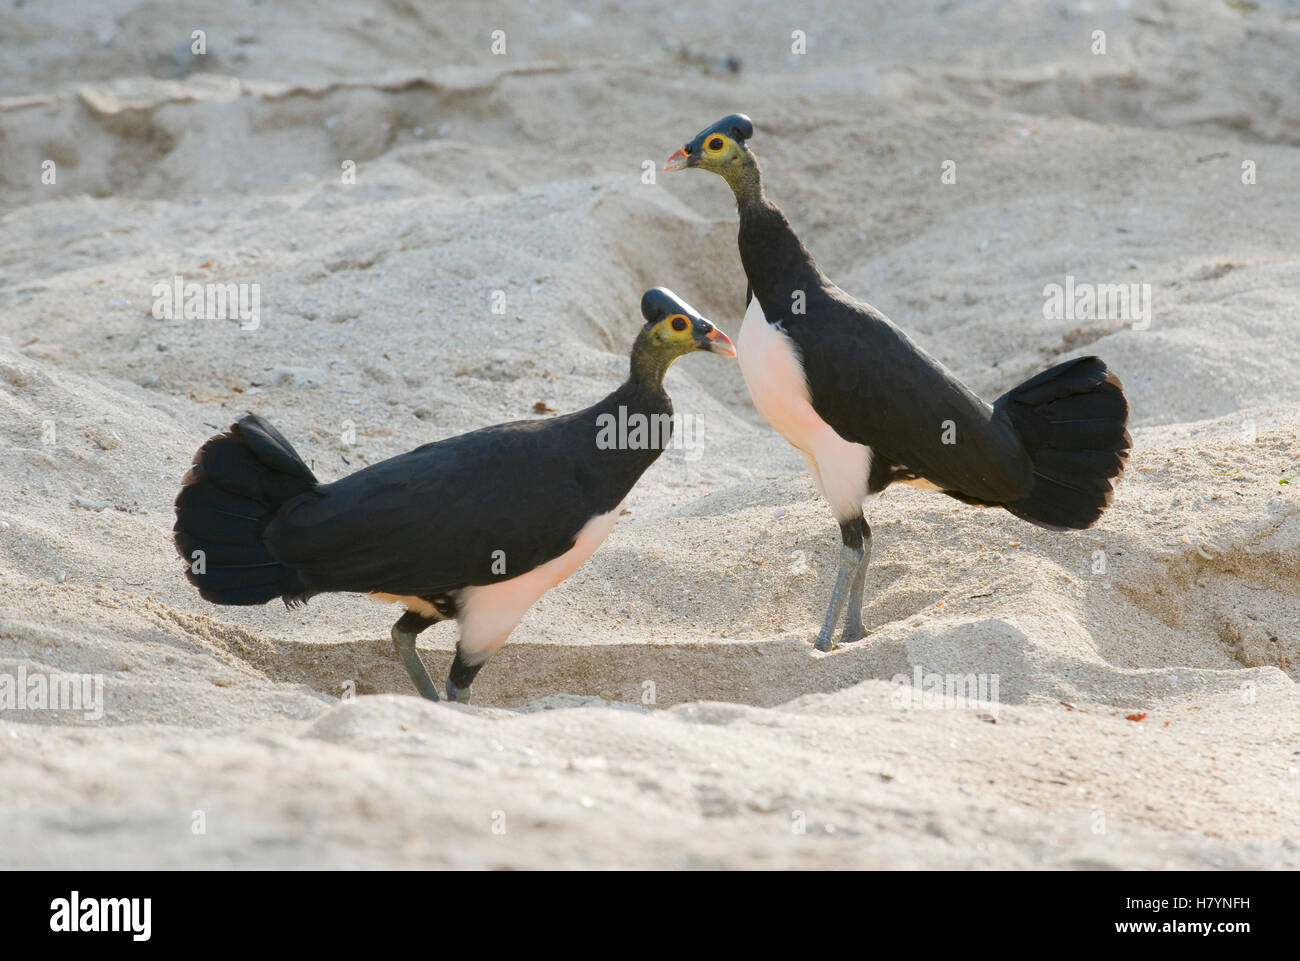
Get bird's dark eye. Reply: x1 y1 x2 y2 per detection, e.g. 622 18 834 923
707 137 724 152
670 316 688 332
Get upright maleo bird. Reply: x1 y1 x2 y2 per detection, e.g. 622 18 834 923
666 114 1130 651
174 288 735 701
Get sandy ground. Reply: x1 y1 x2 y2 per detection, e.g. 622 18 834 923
1 0 1298 868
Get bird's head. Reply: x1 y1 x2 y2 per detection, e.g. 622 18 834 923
631 287 735 384
639 286 736 358
664 113 754 179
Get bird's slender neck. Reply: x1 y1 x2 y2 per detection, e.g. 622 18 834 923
721 153 767 212
727 152 827 315
628 332 678 391
605 356 675 461
574 363 674 514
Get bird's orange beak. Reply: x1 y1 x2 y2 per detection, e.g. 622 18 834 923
665 146 690 172
704 326 736 358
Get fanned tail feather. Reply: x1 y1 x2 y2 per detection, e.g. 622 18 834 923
994 356 1131 531
173 414 317 605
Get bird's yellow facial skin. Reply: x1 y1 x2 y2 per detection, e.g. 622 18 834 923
631 298 736 383
643 313 735 362
695 133 743 170
666 132 748 173
703 133 731 156
648 314 698 354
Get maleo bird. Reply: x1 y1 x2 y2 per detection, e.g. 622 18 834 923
666 114 1130 652
173 288 735 702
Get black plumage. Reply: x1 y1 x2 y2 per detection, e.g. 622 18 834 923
174 287 735 700
736 201 1037 505
266 381 665 598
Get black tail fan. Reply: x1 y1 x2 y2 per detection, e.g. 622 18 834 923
994 356 1131 531
173 414 317 605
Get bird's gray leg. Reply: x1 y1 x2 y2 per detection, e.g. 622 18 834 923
839 517 872 644
813 518 868 652
446 645 484 704
391 610 442 701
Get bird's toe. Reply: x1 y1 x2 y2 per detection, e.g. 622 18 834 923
838 623 867 645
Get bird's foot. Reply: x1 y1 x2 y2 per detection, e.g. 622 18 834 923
446 678 472 704
838 618 867 645
812 631 836 653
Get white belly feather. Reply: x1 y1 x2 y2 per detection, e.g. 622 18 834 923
454 503 624 665
737 297 871 522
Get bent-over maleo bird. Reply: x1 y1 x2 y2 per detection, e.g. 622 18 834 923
174 288 735 701
666 114 1130 652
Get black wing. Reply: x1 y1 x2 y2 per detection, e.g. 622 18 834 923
265 405 650 597
790 287 1033 503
